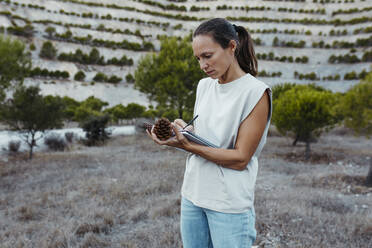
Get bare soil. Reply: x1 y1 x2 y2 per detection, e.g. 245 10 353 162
0 127 371 247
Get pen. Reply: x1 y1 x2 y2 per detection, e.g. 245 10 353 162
183 115 198 130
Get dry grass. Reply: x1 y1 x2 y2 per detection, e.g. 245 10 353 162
0 130 371 247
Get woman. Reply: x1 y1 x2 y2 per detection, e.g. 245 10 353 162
147 18 272 248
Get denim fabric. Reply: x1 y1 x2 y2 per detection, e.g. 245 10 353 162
181 197 256 248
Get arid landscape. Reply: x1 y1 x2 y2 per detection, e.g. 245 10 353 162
0 126 371 247
1 0 371 247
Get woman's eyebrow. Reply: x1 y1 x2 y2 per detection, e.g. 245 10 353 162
198 52 211 57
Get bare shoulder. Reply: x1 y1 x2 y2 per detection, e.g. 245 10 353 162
251 89 270 118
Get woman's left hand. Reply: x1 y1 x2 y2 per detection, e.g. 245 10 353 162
146 123 191 149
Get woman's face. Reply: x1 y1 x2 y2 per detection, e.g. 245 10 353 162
192 35 236 80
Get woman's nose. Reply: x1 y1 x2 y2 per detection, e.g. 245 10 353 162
200 59 208 70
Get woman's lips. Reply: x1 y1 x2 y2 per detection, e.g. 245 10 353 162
206 70 215 75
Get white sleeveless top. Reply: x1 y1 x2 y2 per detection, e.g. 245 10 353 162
181 73 272 213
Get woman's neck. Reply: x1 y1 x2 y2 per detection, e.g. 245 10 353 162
218 61 246 84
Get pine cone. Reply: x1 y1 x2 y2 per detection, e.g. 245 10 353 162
153 117 173 141
143 122 153 133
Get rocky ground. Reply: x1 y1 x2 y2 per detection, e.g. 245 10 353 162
0 125 371 247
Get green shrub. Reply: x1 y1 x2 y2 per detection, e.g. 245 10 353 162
7 24 34 38
8 140 21 153
103 104 126 123
362 50 372 62
106 54 133 66
344 71 358 80
93 72 107 82
74 71 86 81
29 67 69 80
162 108 178 121
44 133 67 151
142 109 158 119
272 84 337 159
125 103 146 119
58 48 106 65
126 73 135 83
61 71 69 79
39 41 57 59
72 96 108 122
328 54 361 64
29 43 36 51
81 115 111 146
271 82 296 102
45 26 56 37
341 73 372 135
107 75 122 84
74 105 100 123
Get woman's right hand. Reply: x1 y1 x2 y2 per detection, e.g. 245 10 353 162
174 119 194 132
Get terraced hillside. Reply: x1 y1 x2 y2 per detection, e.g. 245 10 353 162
0 0 371 107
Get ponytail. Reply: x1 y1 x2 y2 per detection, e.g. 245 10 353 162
234 25 258 77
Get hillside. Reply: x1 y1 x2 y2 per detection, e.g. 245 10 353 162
0 0 371 106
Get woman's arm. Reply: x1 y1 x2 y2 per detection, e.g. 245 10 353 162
148 91 270 171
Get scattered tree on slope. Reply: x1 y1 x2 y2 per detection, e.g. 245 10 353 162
0 35 31 103
135 35 204 119
272 84 338 159
0 86 65 159
341 71 372 186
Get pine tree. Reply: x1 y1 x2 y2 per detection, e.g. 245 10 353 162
340 72 372 187
0 35 31 103
74 71 86 81
0 86 65 159
272 85 338 159
40 41 57 59
135 35 204 119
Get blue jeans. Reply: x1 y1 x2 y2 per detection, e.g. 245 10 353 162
181 197 256 248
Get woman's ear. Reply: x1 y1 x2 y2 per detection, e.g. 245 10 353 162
229 40 237 54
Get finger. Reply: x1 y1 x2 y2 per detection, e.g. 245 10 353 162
147 128 156 140
184 125 194 132
172 123 184 140
151 128 168 145
150 127 160 143
174 119 186 125
151 130 159 143
172 121 184 130
174 119 187 127
146 129 152 138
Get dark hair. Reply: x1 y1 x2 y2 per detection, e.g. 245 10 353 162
193 18 258 77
